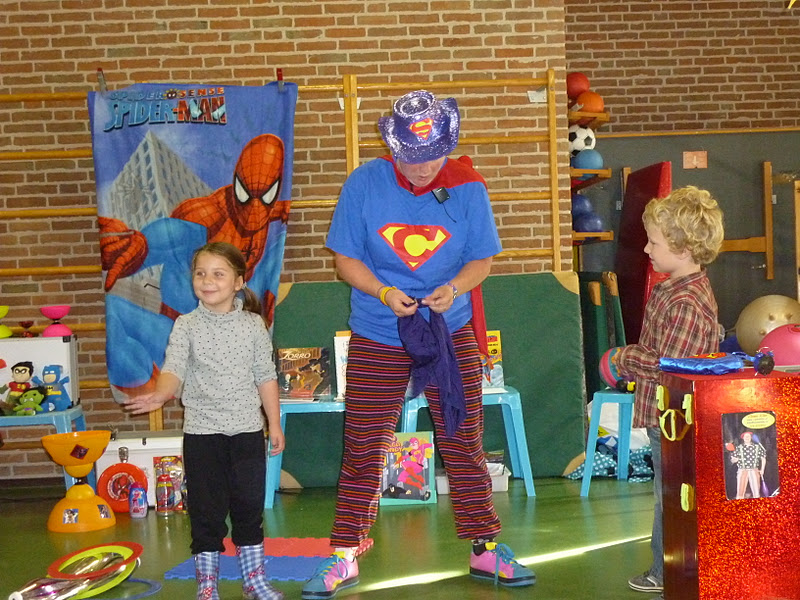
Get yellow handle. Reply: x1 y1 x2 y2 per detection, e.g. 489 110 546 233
660 409 677 441
657 385 669 412
682 393 694 425
659 409 691 442
680 483 695 512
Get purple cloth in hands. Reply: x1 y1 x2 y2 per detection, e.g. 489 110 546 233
397 310 465 437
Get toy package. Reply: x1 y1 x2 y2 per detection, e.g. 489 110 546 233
153 455 186 513
481 330 506 392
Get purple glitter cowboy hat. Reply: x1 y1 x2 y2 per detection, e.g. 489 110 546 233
378 90 460 164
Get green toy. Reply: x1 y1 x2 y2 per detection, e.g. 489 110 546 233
13 387 46 416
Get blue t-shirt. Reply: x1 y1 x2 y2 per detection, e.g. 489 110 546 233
326 157 502 346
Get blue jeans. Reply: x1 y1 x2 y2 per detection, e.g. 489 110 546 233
647 426 663 582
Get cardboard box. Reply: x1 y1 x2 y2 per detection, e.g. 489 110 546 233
96 430 183 507
435 464 510 494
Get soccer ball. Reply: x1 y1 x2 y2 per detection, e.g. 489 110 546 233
569 124 596 157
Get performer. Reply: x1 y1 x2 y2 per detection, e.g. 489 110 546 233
302 90 535 600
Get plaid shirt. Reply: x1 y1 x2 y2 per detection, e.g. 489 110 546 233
616 270 720 428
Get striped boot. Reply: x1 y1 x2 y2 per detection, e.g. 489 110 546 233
238 543 285 600
194 552 220 600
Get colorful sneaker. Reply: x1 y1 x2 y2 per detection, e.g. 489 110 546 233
469 542 536 587
628 571 663 593
301 552 359 599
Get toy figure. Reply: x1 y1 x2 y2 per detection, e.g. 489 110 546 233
97 133 290 398
33 364 71 411
13 387 46 416
0 361 35 413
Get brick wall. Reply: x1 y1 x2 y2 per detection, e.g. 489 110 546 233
564 0 800 132
0 1 571 480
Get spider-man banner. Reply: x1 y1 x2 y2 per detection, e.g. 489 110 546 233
88 82 297 402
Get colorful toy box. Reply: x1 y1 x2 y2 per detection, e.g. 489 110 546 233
659 370 800 600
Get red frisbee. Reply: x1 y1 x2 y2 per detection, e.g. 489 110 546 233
97 462 148 513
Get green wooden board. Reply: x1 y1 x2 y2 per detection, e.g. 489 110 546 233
272 273 587 486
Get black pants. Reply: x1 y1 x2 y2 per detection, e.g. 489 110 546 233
184 431 266 554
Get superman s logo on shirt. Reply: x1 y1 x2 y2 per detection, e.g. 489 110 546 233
379 224 451 271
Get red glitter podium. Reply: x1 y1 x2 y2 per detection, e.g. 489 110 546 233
659 370 800 600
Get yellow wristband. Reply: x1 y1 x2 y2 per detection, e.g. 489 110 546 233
379 286 397 305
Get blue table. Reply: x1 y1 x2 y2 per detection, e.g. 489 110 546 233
265 387 536 508
265 400 345 508
400 386 536 497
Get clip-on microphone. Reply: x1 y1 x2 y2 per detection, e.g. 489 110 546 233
432 187 450 204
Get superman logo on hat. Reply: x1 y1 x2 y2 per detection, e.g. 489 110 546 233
409 118 433 140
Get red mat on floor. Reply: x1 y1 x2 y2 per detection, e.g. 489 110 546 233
221 537 355 557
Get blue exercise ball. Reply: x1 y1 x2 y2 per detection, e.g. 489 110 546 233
571 148 604 171
571 193 593 217
573 211 606 232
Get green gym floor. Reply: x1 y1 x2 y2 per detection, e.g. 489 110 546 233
1 477 657 599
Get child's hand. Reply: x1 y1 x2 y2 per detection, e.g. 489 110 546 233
268 427 285 455
123 392 169 415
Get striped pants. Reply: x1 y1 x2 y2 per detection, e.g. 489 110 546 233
329 325 501 547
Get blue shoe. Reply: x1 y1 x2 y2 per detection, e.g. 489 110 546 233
301 552 359 599
469 542 536 587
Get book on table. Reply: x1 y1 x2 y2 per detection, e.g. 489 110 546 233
276 347 332 401
333 331 350 401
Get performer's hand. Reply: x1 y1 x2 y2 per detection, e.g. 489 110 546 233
420 284 455 314
386 288 419 317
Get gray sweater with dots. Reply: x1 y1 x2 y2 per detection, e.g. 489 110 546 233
161 299 277 435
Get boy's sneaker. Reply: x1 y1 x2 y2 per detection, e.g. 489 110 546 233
628 571 663 592
301 552 359 599
469 542 536 587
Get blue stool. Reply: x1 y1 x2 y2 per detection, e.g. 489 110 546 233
0 404 95 490
580 389 634 497
400 386 535 497
265 400 345 509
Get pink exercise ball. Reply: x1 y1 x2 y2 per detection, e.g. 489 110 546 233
760 324 800 367
599 347 623 388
